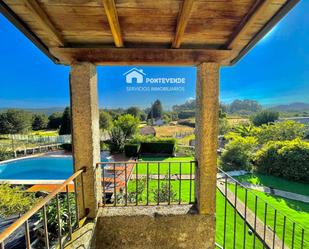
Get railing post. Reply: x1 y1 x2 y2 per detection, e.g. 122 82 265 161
70 63 101 219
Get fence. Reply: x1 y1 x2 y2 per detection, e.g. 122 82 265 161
98 161 196 206
217 168 307 249
0 169 85 249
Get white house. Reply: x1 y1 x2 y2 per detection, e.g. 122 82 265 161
123 68 145 83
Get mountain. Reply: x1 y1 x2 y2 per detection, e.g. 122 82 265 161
0 107 65 116
268 102 309 112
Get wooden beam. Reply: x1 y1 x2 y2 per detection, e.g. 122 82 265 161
21 0 64 46
50 47 232 66
102 0 123 47
172 0 194 48
226 0 271 49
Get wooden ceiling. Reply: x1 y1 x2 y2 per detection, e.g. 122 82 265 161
0 0 299 65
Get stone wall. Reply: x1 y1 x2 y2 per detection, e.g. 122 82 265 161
93 205 215 249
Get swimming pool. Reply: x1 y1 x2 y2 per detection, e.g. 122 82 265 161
0 154 111 181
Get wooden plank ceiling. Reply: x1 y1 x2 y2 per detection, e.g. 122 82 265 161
0 0 298 65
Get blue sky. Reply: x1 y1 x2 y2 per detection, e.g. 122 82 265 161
0 1 308 110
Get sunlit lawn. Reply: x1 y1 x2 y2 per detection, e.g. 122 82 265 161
236 173 309 197
134 156 195 175
127 179 264 249
129 157 308 248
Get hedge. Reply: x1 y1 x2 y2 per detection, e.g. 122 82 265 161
60 143 72 152
124 144 140 157
140 141 175 155
255 139 309 182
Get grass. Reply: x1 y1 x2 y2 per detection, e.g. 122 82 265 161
126 178 264 249
129 157 308 248
236 173 309 197
229 183 309 248
134 156 195 174
177 134 195 145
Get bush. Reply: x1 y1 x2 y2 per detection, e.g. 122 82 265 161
61 143 72 152
250 110 279 126
220 135 257 171
253 121 305 144
255 139 309 182
140 141 175 155
109 126 126 153
124 144 140 157
0 184 36 218
0 145 13 161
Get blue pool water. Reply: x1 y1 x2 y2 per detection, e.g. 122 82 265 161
0 154 111 180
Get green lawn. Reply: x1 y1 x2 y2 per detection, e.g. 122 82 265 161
229 183 309 248
236 173 309 197
134 156 195 175
126 178 264 249
127 157 308 248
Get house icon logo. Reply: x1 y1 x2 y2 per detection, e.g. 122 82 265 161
123 68 146 83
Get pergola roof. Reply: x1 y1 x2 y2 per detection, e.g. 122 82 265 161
0 0 298 65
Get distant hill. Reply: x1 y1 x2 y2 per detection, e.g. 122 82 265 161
0 107 65 116
268 102 309 112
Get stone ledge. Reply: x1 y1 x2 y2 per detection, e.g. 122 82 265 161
95 205 215 249
99 204 198 217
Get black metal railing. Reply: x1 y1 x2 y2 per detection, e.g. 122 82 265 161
97 161 196 206
217 168 307 249
0 169 86 249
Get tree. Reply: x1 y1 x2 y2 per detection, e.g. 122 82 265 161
147 99 163 120
99 111 112 130
48 112 63 129
126 106 141 119
59 107 71 135
114 114 139 140
109 126 126 153
250 110 279 126
0 109 32 134
32 113 48 130
229 99 262 114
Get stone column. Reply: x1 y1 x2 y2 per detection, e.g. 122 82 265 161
195 63 219 215
70 63 101 219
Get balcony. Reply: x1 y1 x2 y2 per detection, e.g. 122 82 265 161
0 0 301 248
0 161 306 249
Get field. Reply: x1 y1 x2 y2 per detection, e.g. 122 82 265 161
154 125 194 137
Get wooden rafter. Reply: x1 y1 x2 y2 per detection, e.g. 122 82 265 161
226 0 272 49
21 0 64 46
102 0 124 47
50 47 232 66
172 0 194 48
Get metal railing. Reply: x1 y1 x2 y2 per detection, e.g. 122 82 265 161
0 169 85 249
217 168 307 249
97 161 196 206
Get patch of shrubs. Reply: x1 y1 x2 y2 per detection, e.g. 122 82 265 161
255 139 309 182
124 136 176 157
220 135 257 171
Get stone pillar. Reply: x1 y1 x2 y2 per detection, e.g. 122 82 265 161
195 63 219 215
70 63 101 219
